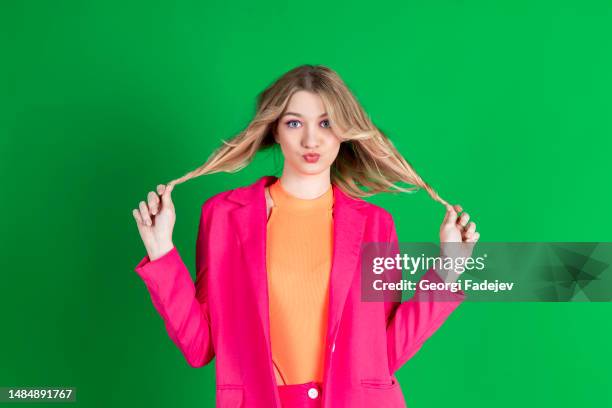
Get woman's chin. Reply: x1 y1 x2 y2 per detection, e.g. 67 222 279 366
293 163 329 176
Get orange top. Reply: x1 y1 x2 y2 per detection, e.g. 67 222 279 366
266 178 334 385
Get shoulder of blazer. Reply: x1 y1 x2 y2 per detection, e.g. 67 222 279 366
197 176 270 213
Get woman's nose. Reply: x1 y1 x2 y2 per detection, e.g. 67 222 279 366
302 127 320 149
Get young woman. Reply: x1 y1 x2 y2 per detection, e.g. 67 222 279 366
132 65 479 408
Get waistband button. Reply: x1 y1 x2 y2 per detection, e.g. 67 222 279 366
307 387 319 399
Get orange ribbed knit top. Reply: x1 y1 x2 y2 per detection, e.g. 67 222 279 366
266 178 334 385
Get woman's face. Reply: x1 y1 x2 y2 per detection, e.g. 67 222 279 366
274 90 342 176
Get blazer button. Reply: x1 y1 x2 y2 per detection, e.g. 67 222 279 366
307 387 319 399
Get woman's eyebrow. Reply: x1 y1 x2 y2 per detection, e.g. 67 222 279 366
281 112 328 118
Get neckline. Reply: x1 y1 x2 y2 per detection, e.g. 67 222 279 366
268 178 334 212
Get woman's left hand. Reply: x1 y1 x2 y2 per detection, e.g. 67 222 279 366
440 204 480 244
437 204 480 283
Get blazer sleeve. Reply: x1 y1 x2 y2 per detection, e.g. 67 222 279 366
383 213 466 376
134 200 215 368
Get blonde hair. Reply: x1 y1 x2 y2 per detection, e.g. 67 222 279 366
166 64 449 206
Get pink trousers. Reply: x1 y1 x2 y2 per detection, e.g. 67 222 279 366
277 381 323 408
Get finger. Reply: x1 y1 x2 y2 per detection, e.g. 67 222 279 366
132 208 144 225
454 204 463 213
161 183 174 207
139 201 152 226
147 191 160 215
465 221 476 235
457 212 470 228
466 231 480 243
157 184 166 195
443 204 457 224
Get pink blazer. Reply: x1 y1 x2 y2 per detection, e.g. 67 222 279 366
134 175 465 407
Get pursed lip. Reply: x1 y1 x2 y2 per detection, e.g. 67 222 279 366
302 153 320 162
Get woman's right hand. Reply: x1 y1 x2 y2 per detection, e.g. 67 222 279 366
132 183 176 261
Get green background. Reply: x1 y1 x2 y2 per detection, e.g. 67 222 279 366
2 0 611 406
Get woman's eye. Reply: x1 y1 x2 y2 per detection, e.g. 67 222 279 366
321 119 331 128
286 120 301 128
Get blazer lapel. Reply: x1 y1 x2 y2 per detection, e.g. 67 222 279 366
227 175 274 350
226 175 367 380
326 183 367 348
